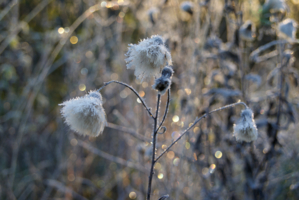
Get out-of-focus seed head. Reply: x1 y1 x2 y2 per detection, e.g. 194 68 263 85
180 1 194 15
147 8 159 25
263 0 287 14
278 18 298 43
239 20 256 42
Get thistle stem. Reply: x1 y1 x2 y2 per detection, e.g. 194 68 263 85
147 94 161 200
155 102 248 162
154 89 170 135
98 80 155 119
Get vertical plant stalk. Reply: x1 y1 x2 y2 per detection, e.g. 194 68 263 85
274 41 284 141
239 39 247 102
154 89 171 135
147 94 161 200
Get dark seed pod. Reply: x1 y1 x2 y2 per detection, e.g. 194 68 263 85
152 76 171 95
161 66 174 78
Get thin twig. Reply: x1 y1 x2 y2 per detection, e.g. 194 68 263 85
155 102 248 162
147 94 161 200
154 89 171 134
98 80 155 119
106 122 150 142
77 140 147 173
249 40 287 62
0 0 18 22
45 180 88 200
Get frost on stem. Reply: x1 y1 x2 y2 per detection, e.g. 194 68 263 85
233 108 258 142
125 35 172 82
152 66 174 95
60 91 107 137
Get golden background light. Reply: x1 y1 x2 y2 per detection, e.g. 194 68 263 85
70 36 78 44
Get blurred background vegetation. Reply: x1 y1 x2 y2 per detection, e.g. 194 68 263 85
1 0 299 199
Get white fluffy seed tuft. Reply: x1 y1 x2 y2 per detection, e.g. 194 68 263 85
60 91 106 137
125 35 172 82
233 108 258 142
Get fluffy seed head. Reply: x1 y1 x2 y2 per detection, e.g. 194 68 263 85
60 91 106 137
125 35 172 82
233 108 258 142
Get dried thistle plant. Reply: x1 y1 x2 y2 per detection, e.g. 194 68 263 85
59 35 258 200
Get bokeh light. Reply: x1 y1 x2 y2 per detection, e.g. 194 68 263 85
158 173 164 179
79 84 86 91
172 115 179 122
70 36 78 44
129 191 136 199
167 151 175 159
215 151 222 159
58 27 64 34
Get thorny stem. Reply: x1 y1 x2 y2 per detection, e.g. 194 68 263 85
155 102 248 162
98 80 155 119
154 89 170 135
147 94 161 200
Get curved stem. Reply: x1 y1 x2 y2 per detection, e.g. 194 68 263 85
154 89 170 134
155 102 248 162
98 80 155 119
147 94 161 200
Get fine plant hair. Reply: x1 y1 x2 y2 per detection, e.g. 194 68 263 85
60 36 257 200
